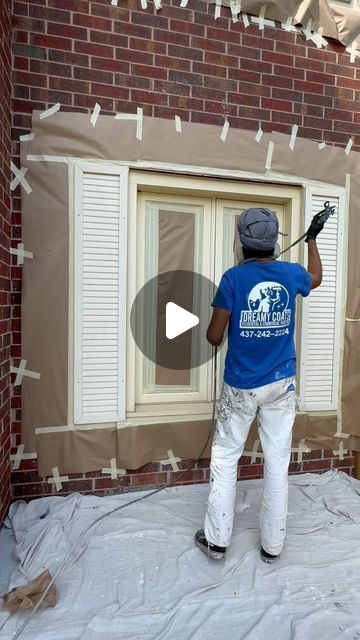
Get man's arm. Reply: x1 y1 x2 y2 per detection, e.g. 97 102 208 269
207 307 231 346
307 239 322 290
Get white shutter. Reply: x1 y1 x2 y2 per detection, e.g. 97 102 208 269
74 163 128 424
299 186 346 411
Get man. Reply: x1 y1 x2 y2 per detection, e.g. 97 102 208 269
195 207 323 563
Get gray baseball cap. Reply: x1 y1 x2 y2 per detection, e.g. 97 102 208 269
237 207 279 250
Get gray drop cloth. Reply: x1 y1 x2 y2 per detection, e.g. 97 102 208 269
1 470 360 639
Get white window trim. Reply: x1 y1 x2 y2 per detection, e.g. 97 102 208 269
73 161 128 424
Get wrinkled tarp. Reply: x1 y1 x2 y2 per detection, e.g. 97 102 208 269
1 470 360 639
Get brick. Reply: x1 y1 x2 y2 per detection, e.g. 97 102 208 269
262 97 293 113
205 51 239 68
73 14 112 30
228 43 261 60
193 85 226 102
302 459 332 472
90 31 128 51
30 59 72 78
191 36 226 54
91 83 128 100
114 22 151 40
205 100 237 116
48 0 89 11
295 56 324 72
272 87 303 103
155 55 191 72
169 45 203 62
239 464 263 478
32 34 72 52
116 48 153 65
131 472 167 487
92 58 129 74
271 111 302 125
169 95 204 111
324 108 353 122
50 77 89 94
130 38 166 55
294 102 323 118
228 68 260 84
332 456 354 469
13 71 47 88
170 20 204 37
132 11 169 30
336 76 360 91
274 65 305 80
131 89 168 105
132 64 167 80
169 469 204 484
262 50 293 67
12 43 46 59
306 70 336 86
295 80 324 95
28 6 71 23
262 74 293 89
168 70 202 85
242 34 274 51
155 80 191 96
94 476 131 490
13 16 45 33
240 58 272 74
46 54 84 72
206 26 240 46
74 67 113 84
75 41 114 58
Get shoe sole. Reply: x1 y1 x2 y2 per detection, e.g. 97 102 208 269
194 537 225 560
260 552 280 564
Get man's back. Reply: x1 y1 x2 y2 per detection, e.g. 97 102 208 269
212 260 312 389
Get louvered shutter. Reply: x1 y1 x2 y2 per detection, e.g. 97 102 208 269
299 187 346 411
74 164 128 424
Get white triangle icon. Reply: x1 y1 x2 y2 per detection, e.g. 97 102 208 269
166 302 199 340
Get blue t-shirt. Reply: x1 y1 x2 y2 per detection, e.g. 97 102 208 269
212 261 312 389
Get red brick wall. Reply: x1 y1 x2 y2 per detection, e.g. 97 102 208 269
0 0 12 522
10 0 359 502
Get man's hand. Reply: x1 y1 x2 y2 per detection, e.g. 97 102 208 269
305 212 325 243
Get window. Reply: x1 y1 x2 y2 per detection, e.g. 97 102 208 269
73 166 347 425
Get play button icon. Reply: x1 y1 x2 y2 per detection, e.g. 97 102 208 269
166 302 199 340
130 270 216 371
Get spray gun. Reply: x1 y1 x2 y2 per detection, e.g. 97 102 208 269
280 200 335 256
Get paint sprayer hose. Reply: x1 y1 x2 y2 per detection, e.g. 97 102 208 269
3 347 219 640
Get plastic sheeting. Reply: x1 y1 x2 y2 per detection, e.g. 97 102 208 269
1 470 360 639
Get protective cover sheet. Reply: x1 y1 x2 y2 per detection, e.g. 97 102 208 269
206 0 360 49
1 470 360 639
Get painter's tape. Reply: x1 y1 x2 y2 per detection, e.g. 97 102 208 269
318 142 326 150
220 119 229 142
12 444 25 471
10 243 34 266
101 458 126 478
289 124 298 151
136 107 143 141
175 115 182 133
333 441 347 461
140 0 147 8
345 137 353 156
230 0 241 22
20 132 35 142
180 0 188 6
39 103 60 120
215 0 222 19
346 41 360 63
10 162 32 195
294 438 310 463
154 0 162 9
11 359 41 386
111 0 118 5
48 467 68 492
255 127 263 143
91 103 101 127
265 140 274 170
257 5 266 30
242 12 249 27
282 17 297 33
346 317 360 322
161 449 181 471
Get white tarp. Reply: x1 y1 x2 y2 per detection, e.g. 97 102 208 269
1 470 360 639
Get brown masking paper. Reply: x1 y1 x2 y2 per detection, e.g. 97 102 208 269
206 0 360 49
2 570 58 614
21 111 360 475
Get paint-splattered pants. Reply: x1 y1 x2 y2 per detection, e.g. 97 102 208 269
204 377 296 556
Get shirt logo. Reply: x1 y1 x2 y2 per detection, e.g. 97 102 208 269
240 281 291 329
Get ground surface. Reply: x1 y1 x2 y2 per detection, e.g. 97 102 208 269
1 470 360 639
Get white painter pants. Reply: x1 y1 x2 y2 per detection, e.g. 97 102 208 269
204 377 296 556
